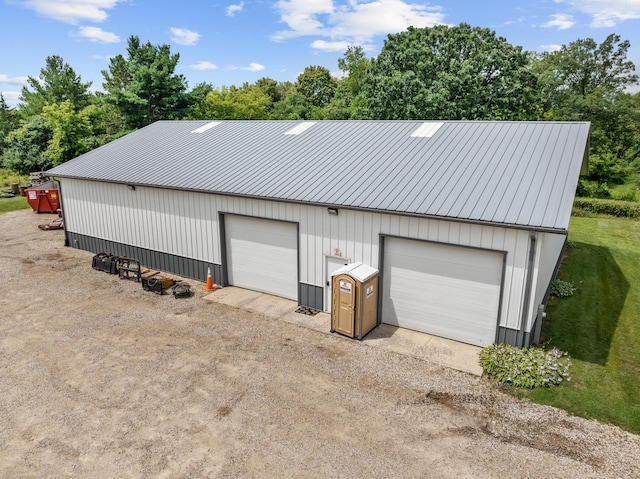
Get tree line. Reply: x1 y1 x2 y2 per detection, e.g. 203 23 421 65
1 23 639 199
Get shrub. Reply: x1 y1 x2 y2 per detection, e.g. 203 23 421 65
479 343 572 389
573 197 640 219
576 179 611 199
550 279 576 297
610 185 639 202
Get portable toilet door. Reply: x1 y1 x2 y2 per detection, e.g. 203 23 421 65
332 274 357 337
330 262 379 339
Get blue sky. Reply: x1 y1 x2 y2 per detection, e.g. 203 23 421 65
2 0 640 107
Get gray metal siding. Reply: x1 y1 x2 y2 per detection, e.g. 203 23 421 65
49 120 590 232
299 283 323 310
66 231 223 284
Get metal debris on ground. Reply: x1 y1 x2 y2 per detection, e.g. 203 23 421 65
37 217 63 230
91 253 119 274
295 306 320 316
141 271 175 295
117 257 141 282
171 282 192 299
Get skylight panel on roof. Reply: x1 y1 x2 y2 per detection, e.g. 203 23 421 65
191 121 221 133
284 122 317 135
411 122 444 138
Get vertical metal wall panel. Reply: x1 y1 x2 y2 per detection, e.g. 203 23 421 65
299 283 323 310
62 180 224 265
532 232 567 308
523 236 543 332
497 326 522 347
59 178 534 338
503 229 530 330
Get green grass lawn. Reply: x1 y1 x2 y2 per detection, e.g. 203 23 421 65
0 169 30 214
0 195 29 214
526 216 640 434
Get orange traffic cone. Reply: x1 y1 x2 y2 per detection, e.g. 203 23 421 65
205 266 215 291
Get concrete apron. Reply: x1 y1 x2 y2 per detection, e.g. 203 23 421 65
204 286 483 376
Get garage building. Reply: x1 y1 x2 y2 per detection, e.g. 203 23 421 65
48 120 590 347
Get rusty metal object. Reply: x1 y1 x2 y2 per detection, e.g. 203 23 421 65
37 217 63 230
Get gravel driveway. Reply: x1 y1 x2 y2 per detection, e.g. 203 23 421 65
1 209 639 478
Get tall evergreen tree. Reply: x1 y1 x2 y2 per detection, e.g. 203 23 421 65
102 35 188 129
0 93 21 156
19 55 92 117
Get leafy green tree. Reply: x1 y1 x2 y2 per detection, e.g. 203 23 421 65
185 82 215 118
535 34 637 102
270 92 311 120
338 45 372 98
295 66 337 108
102 35 188 128
89 93 131 143
19 55 92 117
191 85 271 120
0 93 21 157
41 100 94 166
326 45 372 119
255 77 286 106
1 116 53 174
360 24 538 120
534 34 639 185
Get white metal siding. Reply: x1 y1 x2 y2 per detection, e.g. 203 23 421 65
60 179 533 333
225 215 298 300
382 238 503 346
529 232 566 330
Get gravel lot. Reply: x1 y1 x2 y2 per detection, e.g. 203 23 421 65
1 209 639 478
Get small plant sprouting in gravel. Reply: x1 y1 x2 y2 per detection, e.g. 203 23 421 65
550 279 576 297
479 343 572 389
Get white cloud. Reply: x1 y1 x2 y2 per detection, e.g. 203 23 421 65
191 61 218 71
170 27 201 46
540 44 562 52
77 26 120 43
229 63 266 72
19 0 122 24
0 91 21 107
556 0 640 27
0 74 29 85
310 39 351 52
226 2 244 16
271 0 446 43
272 0 333 40
503 17 526 26
542 13 575 29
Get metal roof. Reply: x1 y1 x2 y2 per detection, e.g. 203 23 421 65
48 120 590 232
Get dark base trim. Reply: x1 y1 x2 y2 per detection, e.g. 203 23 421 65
66 231 223 284
298 282 323 310
497 325 536 348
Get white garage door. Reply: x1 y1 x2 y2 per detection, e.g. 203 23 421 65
382 237 503 346
225 215 298 300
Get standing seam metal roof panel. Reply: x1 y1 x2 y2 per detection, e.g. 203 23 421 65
47 120 590 232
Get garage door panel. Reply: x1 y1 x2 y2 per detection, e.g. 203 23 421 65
383 237 503 346
226 215 298 300
229 223 297 250
386 245 502 284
